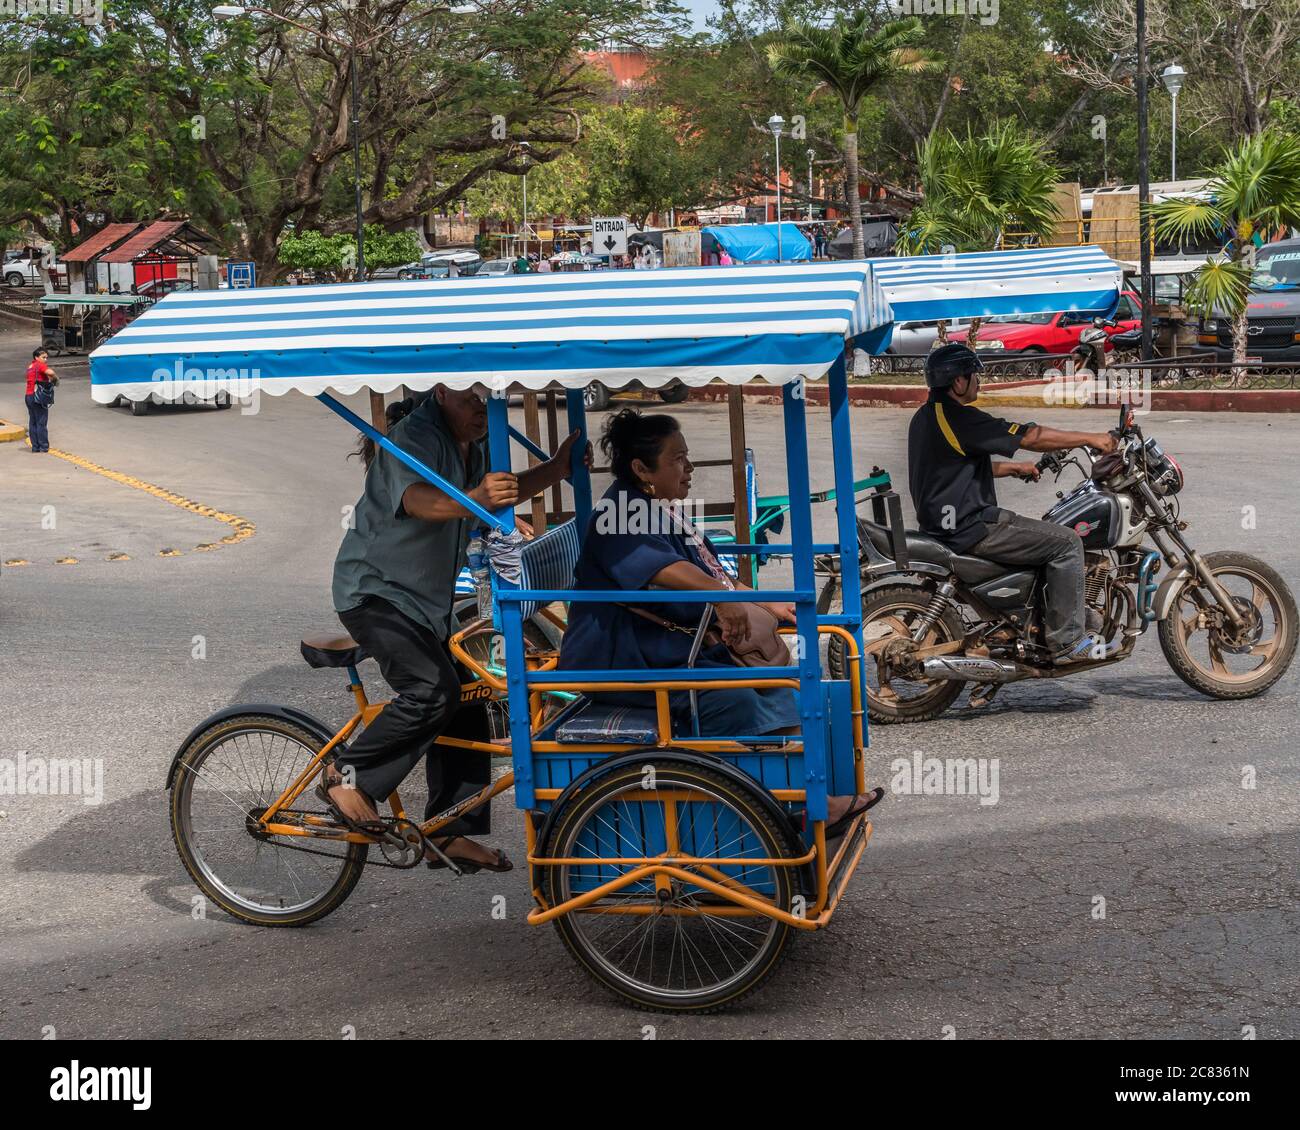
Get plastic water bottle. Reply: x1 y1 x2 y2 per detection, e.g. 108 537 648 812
467 535 492 620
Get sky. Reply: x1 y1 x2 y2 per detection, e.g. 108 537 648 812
681 0 720 31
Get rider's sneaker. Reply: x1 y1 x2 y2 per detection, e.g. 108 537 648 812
1053 633 1119 666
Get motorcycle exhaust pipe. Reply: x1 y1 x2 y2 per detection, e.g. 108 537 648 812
921 656 1023 683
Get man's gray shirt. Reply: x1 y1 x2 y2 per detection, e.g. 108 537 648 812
332 398 487 639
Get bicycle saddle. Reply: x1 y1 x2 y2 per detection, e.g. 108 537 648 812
301 633 369 669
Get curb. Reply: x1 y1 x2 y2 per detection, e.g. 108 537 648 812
0 418 27 443
685 383 1300 412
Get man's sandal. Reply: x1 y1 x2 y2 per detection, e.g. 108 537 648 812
824 787 885 840
425 837 514 874
314 761 388 837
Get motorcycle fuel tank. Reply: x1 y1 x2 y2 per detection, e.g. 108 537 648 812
1043 480 1121 549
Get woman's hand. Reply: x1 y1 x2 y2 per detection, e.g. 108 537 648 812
714 602 750 647
762 602 797 624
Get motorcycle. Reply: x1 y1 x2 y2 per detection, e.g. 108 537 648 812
820 406 1297 721
1069 316 1144 372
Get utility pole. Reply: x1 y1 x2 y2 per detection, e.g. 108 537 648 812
1136 0 1153 361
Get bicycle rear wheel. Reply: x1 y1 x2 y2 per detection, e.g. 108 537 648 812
170 713 367 926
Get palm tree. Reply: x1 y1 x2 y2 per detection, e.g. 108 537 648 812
896 121 1062 255
896 121 1061 346
768 11 931 259
1148 130 1300 372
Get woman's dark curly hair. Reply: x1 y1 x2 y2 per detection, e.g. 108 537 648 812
600 408 680 484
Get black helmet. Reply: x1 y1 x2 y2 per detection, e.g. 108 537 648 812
925 342 984 390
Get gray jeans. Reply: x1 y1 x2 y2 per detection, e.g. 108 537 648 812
968 510 1086 653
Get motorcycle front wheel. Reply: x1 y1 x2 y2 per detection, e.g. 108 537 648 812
1157 551 1297 699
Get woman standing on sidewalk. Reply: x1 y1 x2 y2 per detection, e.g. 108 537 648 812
25 347 57 453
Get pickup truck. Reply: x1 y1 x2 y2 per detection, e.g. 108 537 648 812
1197 238 1300 362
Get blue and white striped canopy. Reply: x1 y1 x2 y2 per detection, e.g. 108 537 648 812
872 245 1121 324
89 248 1120 403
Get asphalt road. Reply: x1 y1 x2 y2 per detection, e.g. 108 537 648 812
1 323 1297 1039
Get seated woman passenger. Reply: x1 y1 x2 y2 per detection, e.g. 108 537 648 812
558 409 880 831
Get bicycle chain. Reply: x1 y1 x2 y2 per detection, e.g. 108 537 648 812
249 810 422 871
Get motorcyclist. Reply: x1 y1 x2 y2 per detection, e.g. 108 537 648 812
907 343 1119 665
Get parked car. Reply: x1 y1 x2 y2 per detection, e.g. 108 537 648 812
886 319 976 356
4 251 54 288
476 258 518 277
974 290 1143 354
1197 237 1300 363
133 277 195 301
373 251 482 281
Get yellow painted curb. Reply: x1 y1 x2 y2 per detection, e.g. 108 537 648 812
0 419 27 443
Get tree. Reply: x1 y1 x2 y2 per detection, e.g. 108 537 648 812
1148 131 1300 373
767 10 932 257
279 225 421 279
0 1 678 277
896 121 1062 254
897 121 1061 347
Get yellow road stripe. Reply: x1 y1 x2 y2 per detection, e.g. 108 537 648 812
4 437 256 564
934 402 966 456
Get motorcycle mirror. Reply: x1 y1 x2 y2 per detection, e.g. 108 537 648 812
1092 316 1105 328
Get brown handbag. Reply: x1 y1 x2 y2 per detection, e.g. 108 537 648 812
628 601 791 668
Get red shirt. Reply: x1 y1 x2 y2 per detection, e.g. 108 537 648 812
26 358 52 396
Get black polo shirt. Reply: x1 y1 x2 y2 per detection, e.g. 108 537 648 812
907 393 1033 553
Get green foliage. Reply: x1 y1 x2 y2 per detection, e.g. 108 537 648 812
766 10 930 127
1149 130 1300 323
896 121 1061 253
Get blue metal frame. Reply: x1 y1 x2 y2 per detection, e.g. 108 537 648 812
317 392 511 532
322 368 867 822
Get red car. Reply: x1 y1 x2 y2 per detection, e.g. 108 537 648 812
974 290 1143 355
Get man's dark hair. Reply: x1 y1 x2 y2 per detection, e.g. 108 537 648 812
33 348 46 359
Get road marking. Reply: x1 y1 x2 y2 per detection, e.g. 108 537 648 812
1 438 256 568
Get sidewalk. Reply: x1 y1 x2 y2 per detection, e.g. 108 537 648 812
687 379 1300 412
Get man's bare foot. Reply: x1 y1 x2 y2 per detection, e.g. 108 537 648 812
428 836 504 868
322 764 379 826
826 790 883 825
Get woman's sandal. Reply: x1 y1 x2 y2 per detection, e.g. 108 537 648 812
314 761 389 837
425 836 514 874
823 787 885 841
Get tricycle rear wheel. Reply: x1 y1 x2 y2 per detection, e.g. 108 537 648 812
170 713 367 926
540 758 797 1012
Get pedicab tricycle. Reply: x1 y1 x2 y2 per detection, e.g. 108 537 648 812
88 248 1123 1010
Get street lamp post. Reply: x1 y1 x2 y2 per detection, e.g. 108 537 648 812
1161 63 1186 180
519 140 531 263
807 149 815 222
767 114 785 262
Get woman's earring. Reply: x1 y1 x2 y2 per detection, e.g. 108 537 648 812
643 480 656 496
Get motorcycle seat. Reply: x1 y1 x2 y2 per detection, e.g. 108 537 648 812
858 519 1005 584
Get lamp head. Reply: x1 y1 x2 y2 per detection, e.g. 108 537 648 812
1161 63 1186 96
767 114 785 138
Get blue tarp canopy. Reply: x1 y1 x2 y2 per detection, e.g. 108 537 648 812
702 223 812 263
88 247 1122 403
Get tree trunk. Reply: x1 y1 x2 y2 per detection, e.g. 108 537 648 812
1231 243 1250 384
843 118 864 259
966 317 983 349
